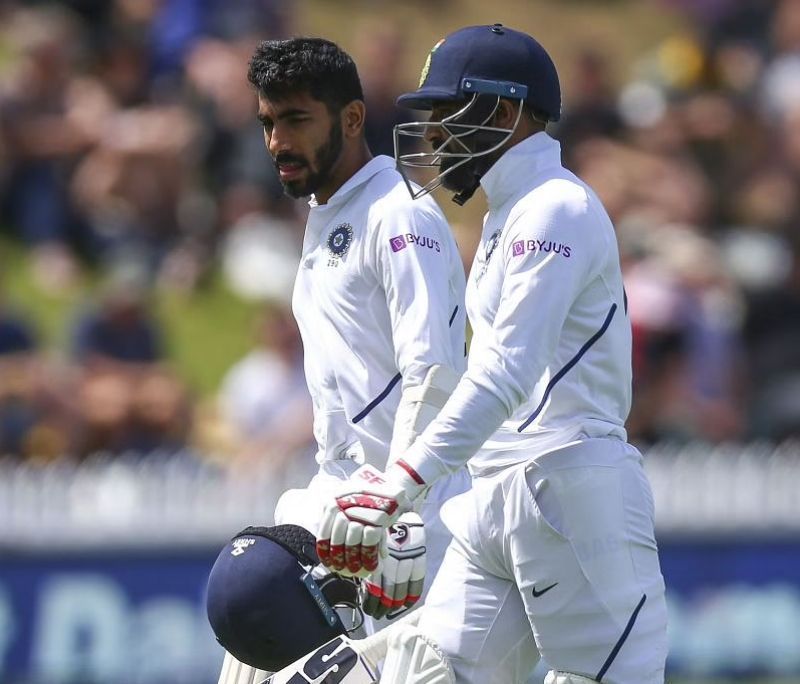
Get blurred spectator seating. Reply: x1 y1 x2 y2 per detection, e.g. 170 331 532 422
69 267 191 458
198 302 314 477
0 286 72 461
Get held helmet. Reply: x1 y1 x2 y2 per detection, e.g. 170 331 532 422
394 24 561 204
206 524 360 672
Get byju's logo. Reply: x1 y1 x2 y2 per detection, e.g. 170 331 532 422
389 234 441 253
512 239 572 258
390 235 407 252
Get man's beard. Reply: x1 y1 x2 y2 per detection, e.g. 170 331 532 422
274 119 344 199
438 130 505 194
439 153 481 193
436 98 507 195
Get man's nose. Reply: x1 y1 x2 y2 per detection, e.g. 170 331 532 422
267 126 288 157
423 124 443 146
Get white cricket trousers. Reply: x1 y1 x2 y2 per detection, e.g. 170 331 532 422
419 438 668 684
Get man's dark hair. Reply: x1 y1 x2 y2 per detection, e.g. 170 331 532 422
247 37 364 113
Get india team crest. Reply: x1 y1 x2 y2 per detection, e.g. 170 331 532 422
485 229 502 263
327 223 353 258
478 228 503 280
418 38 445 88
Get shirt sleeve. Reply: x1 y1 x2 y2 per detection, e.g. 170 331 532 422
368 197 464 389
402 194 605 484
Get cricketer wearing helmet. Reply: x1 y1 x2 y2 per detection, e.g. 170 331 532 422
316 24 669 684
246 38 470 625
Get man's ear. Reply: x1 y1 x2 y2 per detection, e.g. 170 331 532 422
493 99 520 129
342 100 366 138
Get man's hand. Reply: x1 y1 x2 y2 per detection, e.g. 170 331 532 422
362 512 426 619
316 463 426 577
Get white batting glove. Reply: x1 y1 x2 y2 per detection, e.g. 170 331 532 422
361 511 426 619
316 462 426 577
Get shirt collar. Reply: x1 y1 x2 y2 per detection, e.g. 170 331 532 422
308 155 395 209
479 132 561 208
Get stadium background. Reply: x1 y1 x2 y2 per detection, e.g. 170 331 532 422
2 0 800 682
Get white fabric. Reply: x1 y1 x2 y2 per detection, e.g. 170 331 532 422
418 439 668 684
216 651 269 684
381 622 456 684
389 364 461 466
292 155 466 468
402 133 633 482
544 671 598 683
274 459 362 536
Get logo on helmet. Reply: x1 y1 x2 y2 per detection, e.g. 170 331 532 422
231 537 256 556
418 38 445 88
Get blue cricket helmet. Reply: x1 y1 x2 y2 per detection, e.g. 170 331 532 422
397 23 561 122
206 524 360 671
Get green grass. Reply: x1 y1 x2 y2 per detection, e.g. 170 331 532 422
0 237 262 397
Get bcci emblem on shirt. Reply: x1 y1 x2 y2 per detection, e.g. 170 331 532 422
326 223 354 267
477 228 503 280
327 223 353 258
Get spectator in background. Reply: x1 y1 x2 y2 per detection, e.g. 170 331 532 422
71 267 163 367
0 287 40 457
213 303 314 474
555 48 625 167
742 236 800 440
69 266 191 457
69 99 203 291
0 5 96 292
218 185 303 303
0 277 72 460
621 221 744 444
355 20 416 158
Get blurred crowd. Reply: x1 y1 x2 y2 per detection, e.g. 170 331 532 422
559 0 800 445
1 0 800 467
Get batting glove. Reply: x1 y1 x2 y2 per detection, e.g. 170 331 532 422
361 511 426 619
316 462 426 577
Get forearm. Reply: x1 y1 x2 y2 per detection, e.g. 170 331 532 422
400 373 509 485
389 363 461 464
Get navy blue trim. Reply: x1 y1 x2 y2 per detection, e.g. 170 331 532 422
352 305 457 425
518 303 617 431
462 77 528 100
623 287 628 315
448 305 459 327
352 372 402 424
596 593 647 681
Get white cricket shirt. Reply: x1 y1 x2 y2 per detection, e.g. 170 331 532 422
404 132 632 480
293 155 466 466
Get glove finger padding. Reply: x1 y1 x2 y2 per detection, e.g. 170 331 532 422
361 512 426 619
316 464 424 576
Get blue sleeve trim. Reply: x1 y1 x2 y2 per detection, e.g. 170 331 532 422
352 304 458 425
596 593 647 681
448 305 459 327
352 372 402 424
518 302 617 431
